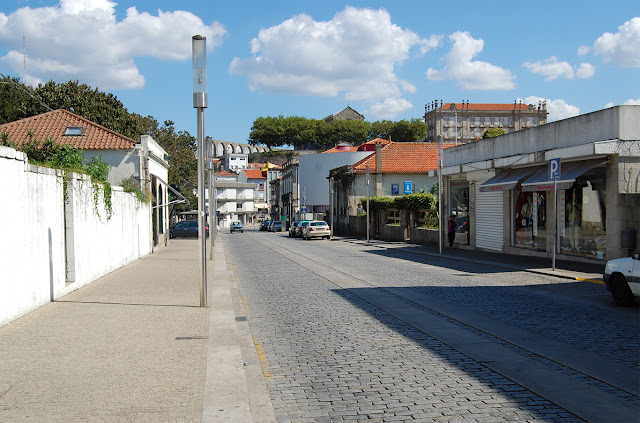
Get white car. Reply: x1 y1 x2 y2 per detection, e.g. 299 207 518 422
302 221 331 240
603 253 640 306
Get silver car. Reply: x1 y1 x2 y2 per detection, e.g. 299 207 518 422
302 221 330 240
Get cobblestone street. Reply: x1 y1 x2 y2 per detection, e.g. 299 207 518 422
227 231 639 423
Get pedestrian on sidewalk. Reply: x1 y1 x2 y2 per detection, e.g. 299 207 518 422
447 214 457 248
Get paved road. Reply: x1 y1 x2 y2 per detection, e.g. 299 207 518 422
227 230 639 423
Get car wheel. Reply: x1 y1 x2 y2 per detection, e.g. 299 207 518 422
610 274 635 307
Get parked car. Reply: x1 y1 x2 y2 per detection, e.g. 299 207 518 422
272 221 283 232
260 220 271 231
169 220 208 238
603 253 640 306
302 221 331 240
230 221 244 233
289 221 300 237
296 220 312 237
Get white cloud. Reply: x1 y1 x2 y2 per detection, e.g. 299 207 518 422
575 62 595 79
605 98 640 108
522 56 594 81
229 7 436 102
426 31 515 90
0 0 226 89
367 98 413 120
521 96 580 122
578 17 640 68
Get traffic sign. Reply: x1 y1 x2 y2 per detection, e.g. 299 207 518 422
549 158 561 180
300 206 307 214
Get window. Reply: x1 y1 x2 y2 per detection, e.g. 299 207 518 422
513 189 547 251
64 126 84 136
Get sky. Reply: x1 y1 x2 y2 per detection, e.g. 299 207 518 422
0 0 639 144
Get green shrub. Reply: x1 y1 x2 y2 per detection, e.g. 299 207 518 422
85 156 110 182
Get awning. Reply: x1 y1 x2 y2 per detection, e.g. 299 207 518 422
479 167 539 192
521 159 606 192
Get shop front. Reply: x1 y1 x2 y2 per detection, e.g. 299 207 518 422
521 160 607 259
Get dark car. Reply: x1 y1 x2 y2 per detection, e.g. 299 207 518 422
272 221 283 232
289 221 300 237
169 220 209 238
260 221 271 231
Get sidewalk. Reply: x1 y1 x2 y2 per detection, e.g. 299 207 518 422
334 236 604 284
0 237 270 423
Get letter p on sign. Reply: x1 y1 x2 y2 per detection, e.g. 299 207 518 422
549 158 561 180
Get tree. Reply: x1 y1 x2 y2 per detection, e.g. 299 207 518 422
150 121 197 212
368 118 428 142
483 127 506 138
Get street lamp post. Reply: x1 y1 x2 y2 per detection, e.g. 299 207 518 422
193 35 208 307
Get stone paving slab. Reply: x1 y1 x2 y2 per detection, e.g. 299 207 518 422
0 239 219 423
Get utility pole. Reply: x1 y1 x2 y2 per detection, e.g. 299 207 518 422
366 165 370 243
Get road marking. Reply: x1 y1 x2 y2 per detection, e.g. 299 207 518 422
576 277 605 285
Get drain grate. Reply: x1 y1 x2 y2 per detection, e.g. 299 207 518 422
175 336 208 341
235 316 247 322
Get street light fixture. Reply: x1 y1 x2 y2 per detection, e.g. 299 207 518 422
193 35 208 308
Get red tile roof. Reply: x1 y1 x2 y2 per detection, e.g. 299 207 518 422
216 170 236 176
0 109 137 150
352 142 457 174
243 169 266 179
358 138 391 151
323 145 359 153
323 138 392 153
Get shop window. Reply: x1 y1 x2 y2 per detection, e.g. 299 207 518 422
514 189 546 250
559 167 606 259
449 180 470 245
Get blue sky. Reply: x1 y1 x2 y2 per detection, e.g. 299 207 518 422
1 0 639 144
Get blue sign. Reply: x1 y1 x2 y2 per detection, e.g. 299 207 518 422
391 184 399 195
300 206 307 214
404 181 412 194
549 158 561 180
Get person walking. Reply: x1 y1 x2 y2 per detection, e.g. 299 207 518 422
447 214 457 248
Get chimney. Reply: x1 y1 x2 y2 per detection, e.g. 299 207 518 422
375 142 382 173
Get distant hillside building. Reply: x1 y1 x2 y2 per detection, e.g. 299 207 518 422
424 100 548 144
323 106 365 124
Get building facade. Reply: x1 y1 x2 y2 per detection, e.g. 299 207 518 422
281 157 300 228
437 105 639 262
424 100 548 143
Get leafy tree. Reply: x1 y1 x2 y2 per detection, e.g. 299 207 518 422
368 118 427 141
482 127 506 138
150 120 197 212
0 76 38 124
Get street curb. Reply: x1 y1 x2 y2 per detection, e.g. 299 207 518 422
339 238 604 285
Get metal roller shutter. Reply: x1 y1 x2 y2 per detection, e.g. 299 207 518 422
475 185 503 251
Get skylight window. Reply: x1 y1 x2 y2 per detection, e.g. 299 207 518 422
64 126 84 136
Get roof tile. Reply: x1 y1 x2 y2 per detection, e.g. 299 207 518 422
351 141 457 174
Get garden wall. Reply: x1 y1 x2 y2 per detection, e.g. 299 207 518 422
0 146 151 327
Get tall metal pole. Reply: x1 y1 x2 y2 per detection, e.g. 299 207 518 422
329 178 334 238
437 135 444 254
366 165 370 243
193 35 208 307
553 180 557 270
207 136 215 261
438 159 443 254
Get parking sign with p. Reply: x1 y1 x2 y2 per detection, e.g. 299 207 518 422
549 158 561 180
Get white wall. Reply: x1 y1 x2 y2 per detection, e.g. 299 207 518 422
64 172 151 288
0 147 151 327
0 147 65 327
299 151 371 207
